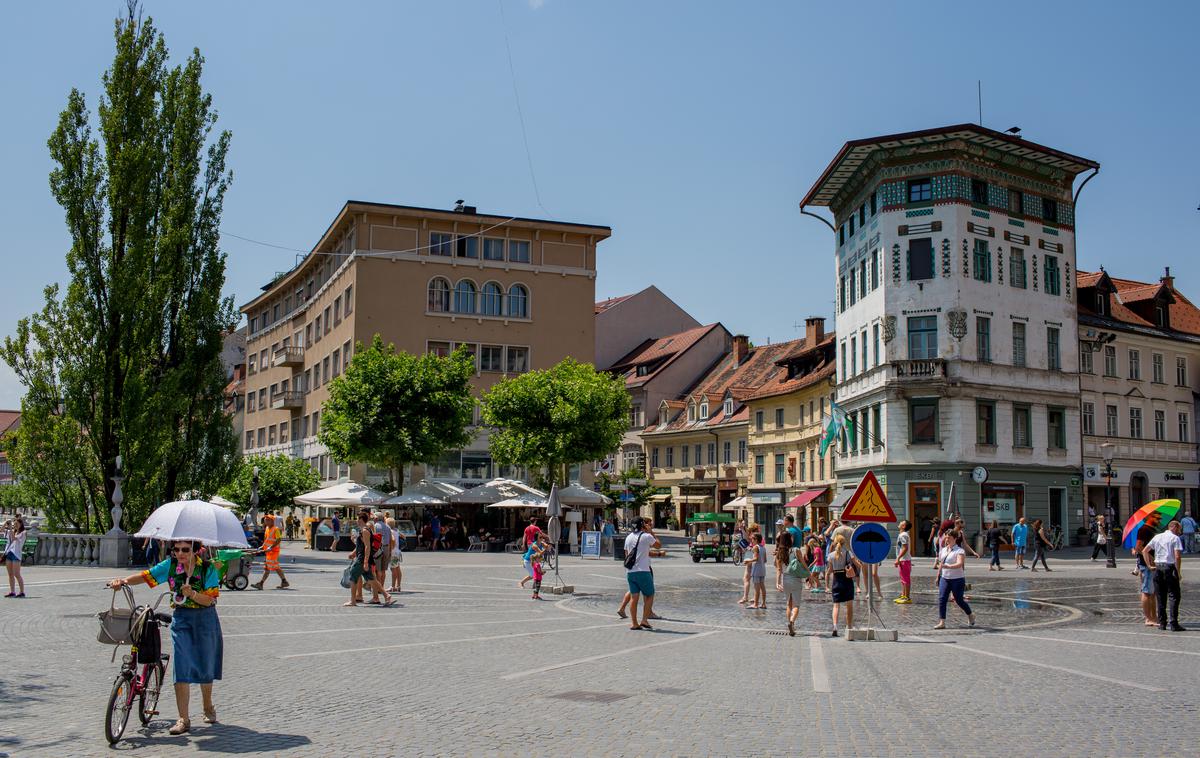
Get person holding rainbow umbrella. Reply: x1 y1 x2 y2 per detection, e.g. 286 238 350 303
1122 499 1180 626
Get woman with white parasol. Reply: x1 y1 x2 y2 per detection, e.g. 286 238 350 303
107 500 249 736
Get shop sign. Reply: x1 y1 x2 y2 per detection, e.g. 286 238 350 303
717 478 739 491
982 497 1018 525
1070 476 1081 487
1164 472 1186 482
750 492 783 505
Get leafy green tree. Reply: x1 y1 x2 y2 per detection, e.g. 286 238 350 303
218 455 319 516
2 5 237 532
482 359 630 487
319 336 476 491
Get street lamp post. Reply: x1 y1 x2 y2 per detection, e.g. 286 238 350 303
249 465 261 526
1101 442 1117 568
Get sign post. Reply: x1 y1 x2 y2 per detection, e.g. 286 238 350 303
842 472 898 642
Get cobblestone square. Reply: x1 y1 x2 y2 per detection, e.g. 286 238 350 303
2 542 1198 757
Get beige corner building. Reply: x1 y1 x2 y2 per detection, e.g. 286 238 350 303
238 200 610 486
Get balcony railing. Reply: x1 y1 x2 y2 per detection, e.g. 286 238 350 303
893 359 947 379
270 390 304 410
272 346 304 367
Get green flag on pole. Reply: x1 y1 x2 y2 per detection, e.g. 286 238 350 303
818 403 846 456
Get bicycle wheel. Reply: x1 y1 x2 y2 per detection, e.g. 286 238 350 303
104 672 134 744
138 662 165 725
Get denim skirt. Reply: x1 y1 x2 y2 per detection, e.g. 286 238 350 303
171 606 223 684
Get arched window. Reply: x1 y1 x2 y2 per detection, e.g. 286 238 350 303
427 277 451 313
480 282 503 316
453 280 476 314
507 284 529 319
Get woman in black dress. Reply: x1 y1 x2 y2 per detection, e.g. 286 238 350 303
1030 518 1053 571
825 533 862 637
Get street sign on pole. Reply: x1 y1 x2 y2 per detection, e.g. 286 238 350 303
840 471 896 523
851 523 892 564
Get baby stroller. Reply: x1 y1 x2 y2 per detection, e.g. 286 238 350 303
216 548 252 591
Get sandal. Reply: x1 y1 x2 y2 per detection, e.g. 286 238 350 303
251 581 264 591
343 601 357 607
275 583 290 590
617 610 628 619
169 718 191 735
639 622 654 630
788 620 795 637
203 707 218 724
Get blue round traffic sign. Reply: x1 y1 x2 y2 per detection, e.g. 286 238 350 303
851 523 892 565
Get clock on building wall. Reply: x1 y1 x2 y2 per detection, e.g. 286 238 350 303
971 466 989 484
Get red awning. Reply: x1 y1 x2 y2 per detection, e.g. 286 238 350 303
785 488 828 509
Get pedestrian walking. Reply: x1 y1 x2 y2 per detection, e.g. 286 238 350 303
737 523 759 604
530 552 545 600
3 517 27 597
826 533 860 637
374 512 392 579
250 515 289 590
346 511 392 607
807 537 825 594
623 517 661 630
778 531 807 636
1091 515 1110 561
386 517 403 592
748 533 768 609
893 519 913 604
933 529 976 629
1142 520 1186 631
519 535 545 589
430 513 442 551
522 516 541 548
774 522 790 592
1181 512 1197 554
1134 511 1163 626
986 520 1004 571
1011 517 1029 569
329 513 341 551
109 539 224 735
1030 519 1052 571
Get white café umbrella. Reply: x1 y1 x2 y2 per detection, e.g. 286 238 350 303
134 499 250 548
384 480 463 507
449 478 540 505
208 494 240 509
556 483 612 507
484 494 552 510
293 481 389 508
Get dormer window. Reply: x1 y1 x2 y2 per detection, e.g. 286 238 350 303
687 403 696 423
724 398 734 416
659 406 668 426
699 401 709 419
1156 305 1168 328
1095 291 1108 316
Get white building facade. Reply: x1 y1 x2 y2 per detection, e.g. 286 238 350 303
801 124 1098 547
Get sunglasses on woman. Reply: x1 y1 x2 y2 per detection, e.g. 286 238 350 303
172 546 192 554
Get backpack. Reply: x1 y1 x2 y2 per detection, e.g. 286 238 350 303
370 530 382 557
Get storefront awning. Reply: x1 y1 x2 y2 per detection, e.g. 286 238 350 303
649 494 672 502
828 488 855 515
786 488 828 509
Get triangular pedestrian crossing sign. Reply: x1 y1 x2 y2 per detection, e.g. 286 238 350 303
839 470 896 523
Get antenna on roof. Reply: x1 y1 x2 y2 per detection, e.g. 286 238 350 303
977 80 982 126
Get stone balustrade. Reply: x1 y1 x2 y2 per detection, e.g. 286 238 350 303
34 533 106 566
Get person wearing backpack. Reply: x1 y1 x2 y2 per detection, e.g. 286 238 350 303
779 531 808 636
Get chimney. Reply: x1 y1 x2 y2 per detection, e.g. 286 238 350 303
1162 266 1174 290
805 316 825 346
732 334 750 366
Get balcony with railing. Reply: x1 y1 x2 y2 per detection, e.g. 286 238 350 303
272 346 305 368
270 390 305 410
892 358 947 379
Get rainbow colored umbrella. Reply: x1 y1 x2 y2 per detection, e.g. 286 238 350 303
1121 499 1180 548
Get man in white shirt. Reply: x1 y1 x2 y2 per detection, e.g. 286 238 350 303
623 517 661 631
1142 520 1185 632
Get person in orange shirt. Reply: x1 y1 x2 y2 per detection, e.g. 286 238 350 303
251 515 289 590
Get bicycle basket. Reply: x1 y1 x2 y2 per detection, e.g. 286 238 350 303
97 585 137 645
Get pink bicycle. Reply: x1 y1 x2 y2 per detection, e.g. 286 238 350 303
101 588 173 745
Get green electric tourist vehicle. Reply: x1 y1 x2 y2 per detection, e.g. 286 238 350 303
686 512 735 562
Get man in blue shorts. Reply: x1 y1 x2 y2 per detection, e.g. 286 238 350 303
623 517 661 630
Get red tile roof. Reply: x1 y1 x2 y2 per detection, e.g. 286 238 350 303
0 411 20 436
594 293 635 315
608 324 725 387
1078 270 1200 337
644 337 806 434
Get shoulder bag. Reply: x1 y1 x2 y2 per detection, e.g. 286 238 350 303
624 533 644 570
843 553 857 580
97 584 138 645
786 548 810 579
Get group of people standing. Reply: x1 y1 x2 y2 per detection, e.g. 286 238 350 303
343 510 404 607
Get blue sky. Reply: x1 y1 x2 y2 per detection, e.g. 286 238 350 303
2 1 1198 406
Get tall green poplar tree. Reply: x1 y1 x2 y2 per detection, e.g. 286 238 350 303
1 4 237 531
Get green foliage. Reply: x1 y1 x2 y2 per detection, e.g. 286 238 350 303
596 467 655 514
218 455 319 516
1 7 237 532
482 359 630 486
318 336 476 490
